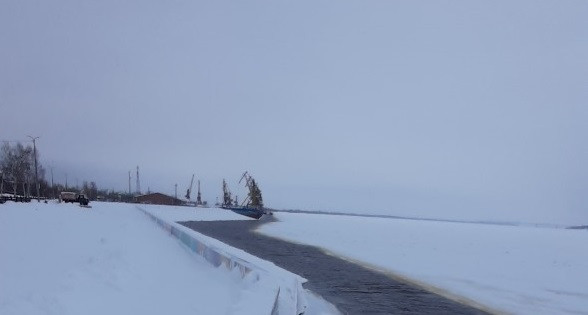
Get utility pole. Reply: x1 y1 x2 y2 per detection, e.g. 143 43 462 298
65 173 68 190
128 171 131 194
174 183 178 205
136 166 141 195
27 135 40 201
50 167 54 199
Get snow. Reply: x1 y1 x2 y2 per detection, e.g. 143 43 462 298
137 204 312 315
304 290 342 315
0 201 266 315
258 212 588 315
138 203 256 222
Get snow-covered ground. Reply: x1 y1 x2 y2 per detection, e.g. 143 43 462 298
258 212 588 314
0 201 338 315
0 201 266 315
139 203 338 315
8 200 584 314
139 203 256 222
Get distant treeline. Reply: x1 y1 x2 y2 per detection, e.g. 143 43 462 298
0 141 131 202
0 142 47 198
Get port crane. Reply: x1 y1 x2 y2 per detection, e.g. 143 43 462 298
239 171 263 209
222 179 233 206
196 180 203 206
220 172 265 219
185 174 194 200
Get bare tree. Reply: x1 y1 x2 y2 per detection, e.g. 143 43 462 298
0 142 44 198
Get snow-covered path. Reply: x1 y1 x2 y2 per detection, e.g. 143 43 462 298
0 201 245 315
258 212 588 315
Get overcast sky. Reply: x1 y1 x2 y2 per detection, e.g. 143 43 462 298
1 0 586 223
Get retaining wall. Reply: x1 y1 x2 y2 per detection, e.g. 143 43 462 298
137 206 307 315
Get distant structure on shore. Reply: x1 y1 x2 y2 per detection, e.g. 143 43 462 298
221 171 266 219
135 166 141 195
135 192 182 206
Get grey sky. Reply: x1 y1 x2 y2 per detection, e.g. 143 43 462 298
1 0 587 223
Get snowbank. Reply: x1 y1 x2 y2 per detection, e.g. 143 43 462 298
138 205 308 315
258 212 588 315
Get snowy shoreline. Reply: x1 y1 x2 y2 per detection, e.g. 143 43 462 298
258 212 588 315
3 200 586 314
0 201 334 315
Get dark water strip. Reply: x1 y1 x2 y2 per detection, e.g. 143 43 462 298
180 219 488 315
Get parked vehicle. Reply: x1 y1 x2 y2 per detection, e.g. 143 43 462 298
60 192 77 203
60 192 90 206
59 191 77 203
77 194 89 206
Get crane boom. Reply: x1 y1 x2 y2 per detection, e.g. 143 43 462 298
185 174 195 200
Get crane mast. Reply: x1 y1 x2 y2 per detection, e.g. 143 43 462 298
185 174 194 200
196 180 202 206
222 179 233 206
220 172 266 219
239 171 263 209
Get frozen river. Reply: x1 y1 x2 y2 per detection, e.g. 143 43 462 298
180 219 487 314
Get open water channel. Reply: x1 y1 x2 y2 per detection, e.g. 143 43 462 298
180 218 488 315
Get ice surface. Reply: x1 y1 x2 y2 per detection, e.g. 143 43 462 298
258 212 588 314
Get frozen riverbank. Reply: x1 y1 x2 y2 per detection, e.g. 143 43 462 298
258 212 588 314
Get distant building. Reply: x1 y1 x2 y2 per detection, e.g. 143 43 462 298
135 193 184 206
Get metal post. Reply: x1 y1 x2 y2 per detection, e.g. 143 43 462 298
136 166 141 195
50 167 54 199
12 165 17 198
27 135 40 201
